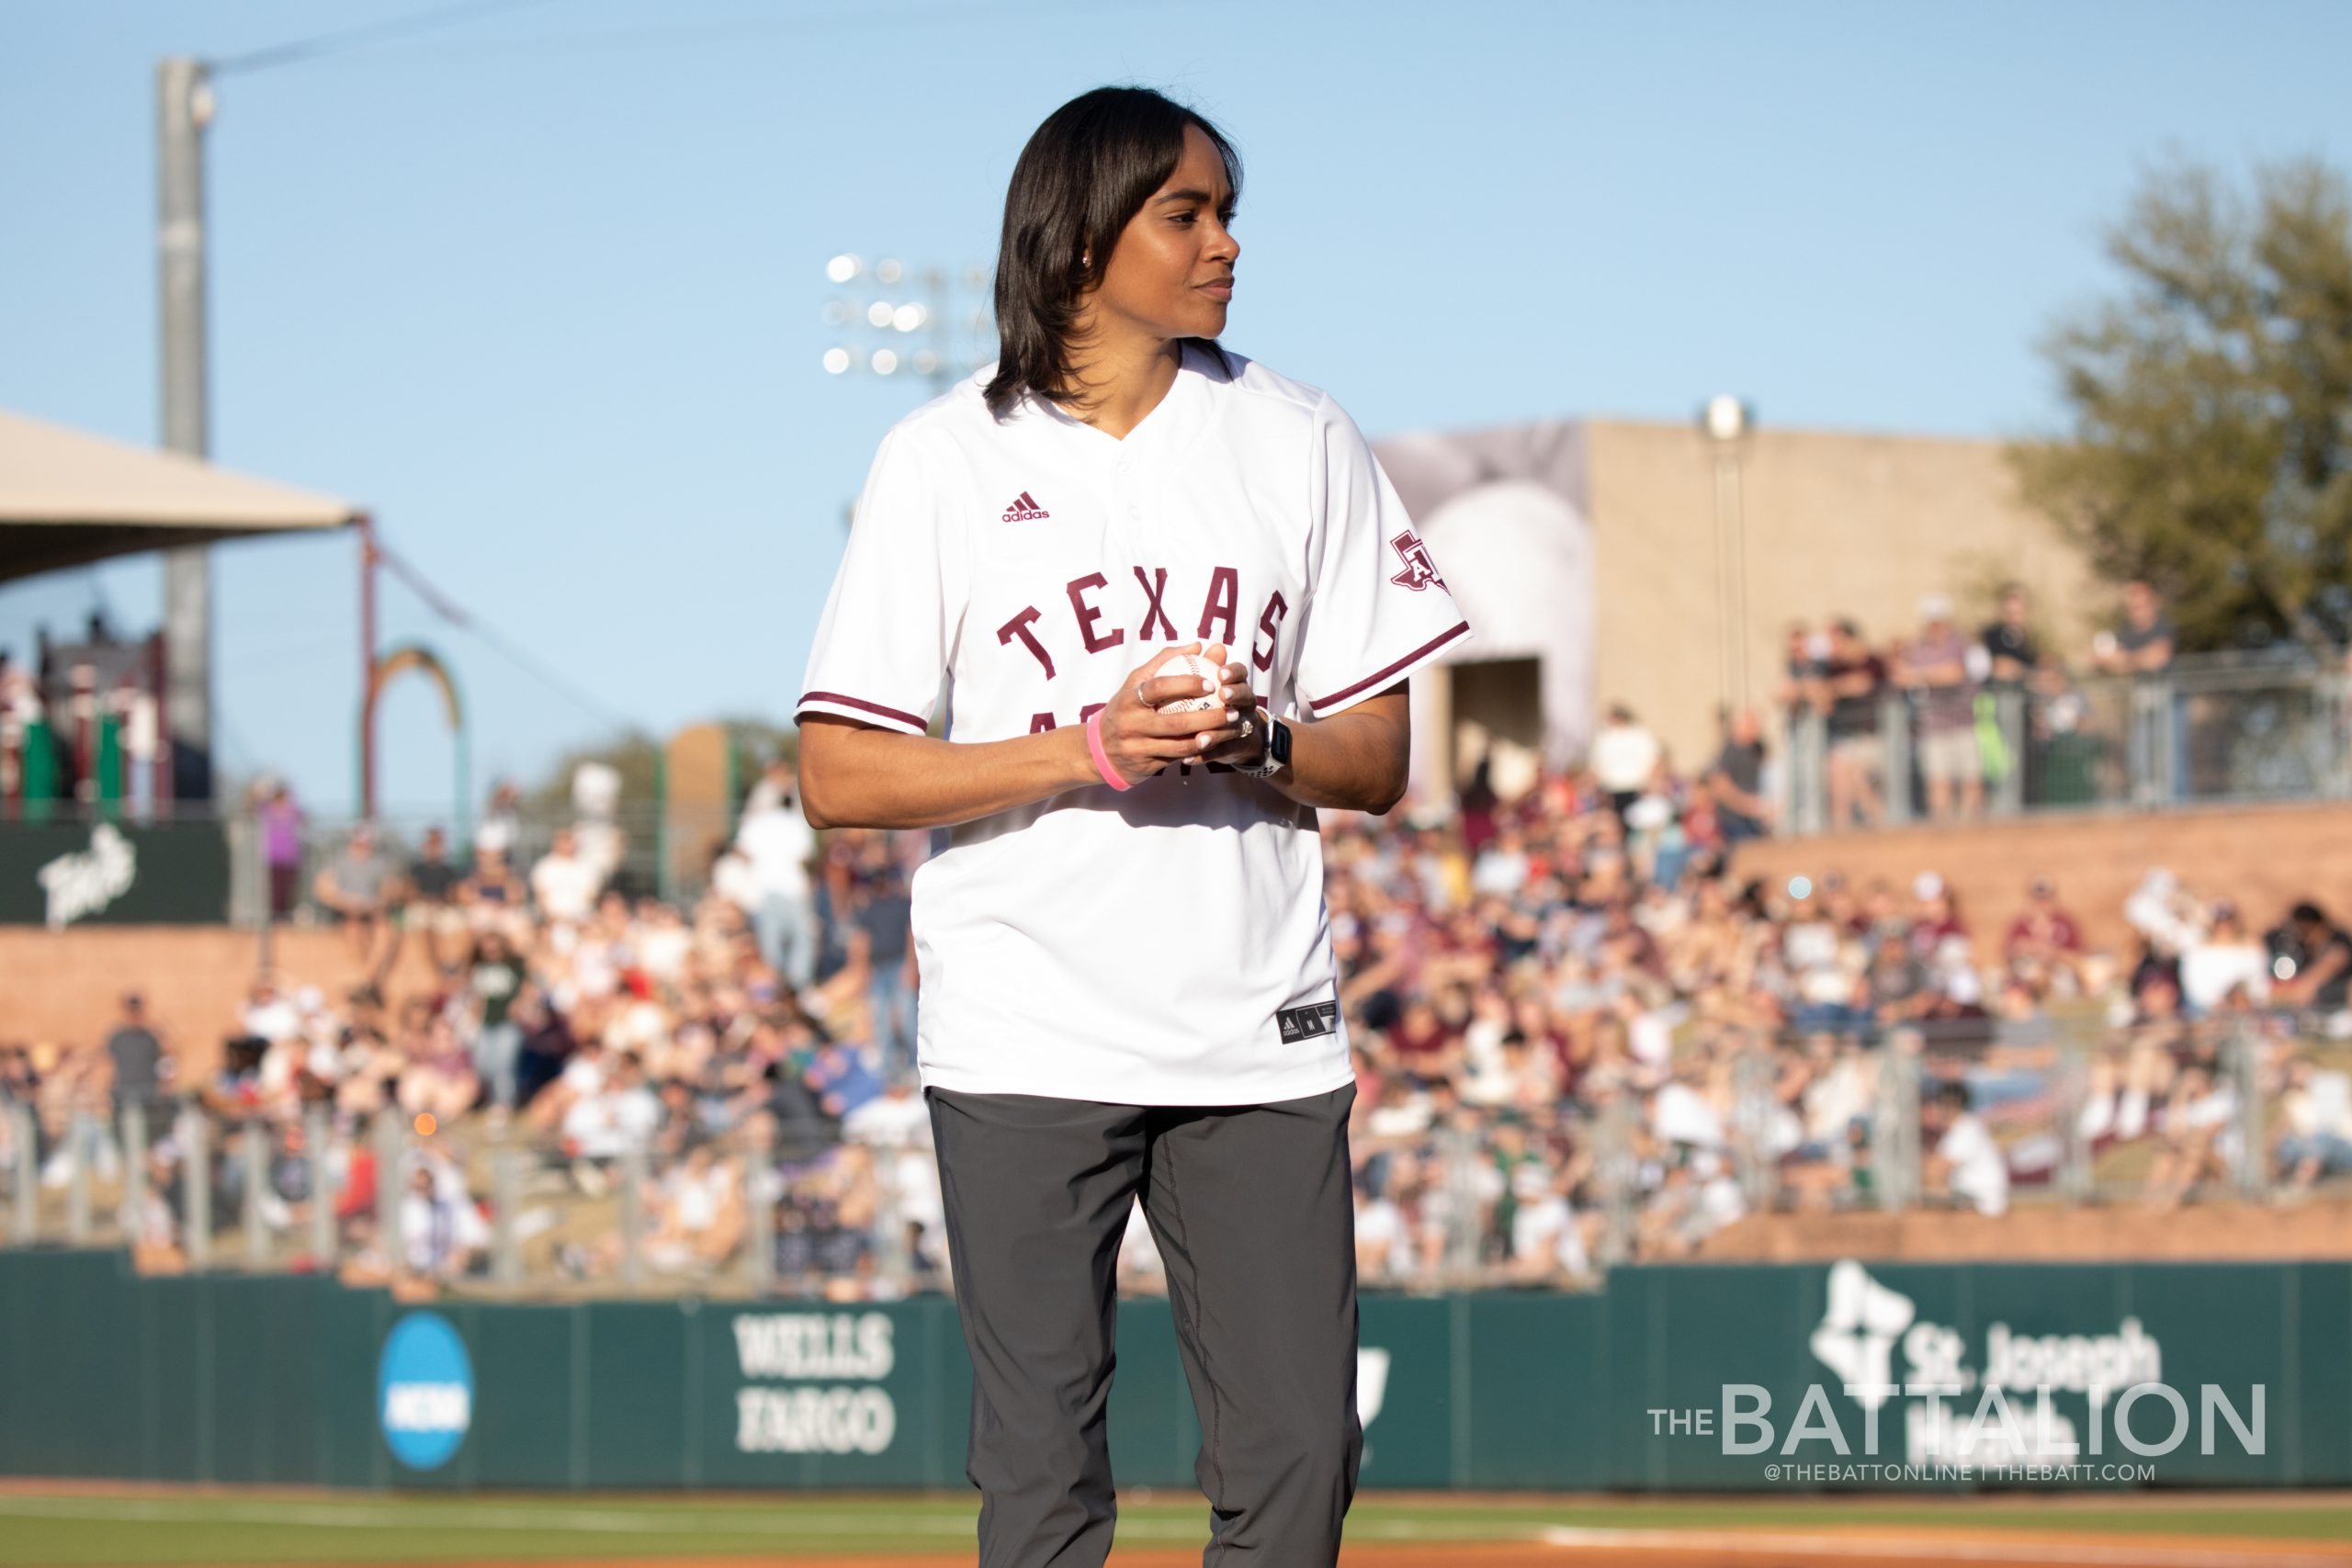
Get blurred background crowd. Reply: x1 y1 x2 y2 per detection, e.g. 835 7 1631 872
7 711 2349 1303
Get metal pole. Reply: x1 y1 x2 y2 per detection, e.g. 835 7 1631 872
873 1147 910 1294
254 793 275 964
182 1107 211 1269
1992 687 2027 817
157 57 215 806
305 1104 335 1268
11 1103 38 1243
1594 1097 1635 1270
1733 1044 1776 1211
1724 451 1749 711
1793 708 1826 836
243 1120 268 1267
743 1125 775 1293
1721 456 1740 719
2328 668 2352 801
617 1145 646 1292
491 1131 522 1289
66 1110 93 1244
2230 1026 2267 1202
1880 692 1913 827
2057 1032 2094 1204
375 1113 403 1276
120 1100 150 1242
1873 1044 1919 1212
359 517 378 820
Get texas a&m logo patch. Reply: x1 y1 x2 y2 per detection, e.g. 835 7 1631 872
1387 527 1444 592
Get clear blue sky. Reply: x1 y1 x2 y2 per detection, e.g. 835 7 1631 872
4 0 2345 819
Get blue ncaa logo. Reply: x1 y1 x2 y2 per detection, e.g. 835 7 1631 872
378 1311 473 1471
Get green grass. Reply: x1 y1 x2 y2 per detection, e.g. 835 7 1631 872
0 1490 2346 1563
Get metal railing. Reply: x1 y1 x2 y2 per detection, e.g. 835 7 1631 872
1785 654 2352 832
8 1010 2346 1295
1703 1011 2335 1218
0 1094 940 1302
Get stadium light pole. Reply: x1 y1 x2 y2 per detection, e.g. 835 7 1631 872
1701 394 1755 725
157 57 217 807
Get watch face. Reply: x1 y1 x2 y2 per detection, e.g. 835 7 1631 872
1269 717 1291 764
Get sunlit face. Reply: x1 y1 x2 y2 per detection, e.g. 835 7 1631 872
1081 123 1238 346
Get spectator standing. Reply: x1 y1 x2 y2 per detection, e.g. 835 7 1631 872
1981 582 2041 687
2090 580 2178 801
255 781 305 921
1979 582 2042 807
854 865 918 1083
474 779 523 860
1898 596 1981 820
1589 705 1660 828
2092 580 2177 674
466 930 527 1111
735 765 819 991
1817 620 1887 829
1778 622 1827 711
530 826 602 930
104 992 165 1124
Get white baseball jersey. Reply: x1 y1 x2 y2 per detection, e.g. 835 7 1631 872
796 344 1471 1105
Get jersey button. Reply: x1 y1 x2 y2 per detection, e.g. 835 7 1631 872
1126 504 1142 519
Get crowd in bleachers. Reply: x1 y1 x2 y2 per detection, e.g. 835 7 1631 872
7 672 2352 1297
1780 578 2178 827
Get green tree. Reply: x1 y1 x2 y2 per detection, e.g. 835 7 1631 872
2009 156 2352 653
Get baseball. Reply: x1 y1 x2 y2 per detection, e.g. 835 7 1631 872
1150 651 1223 713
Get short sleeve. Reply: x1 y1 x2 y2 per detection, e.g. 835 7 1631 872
796 425 965 736
1293 393 1472 719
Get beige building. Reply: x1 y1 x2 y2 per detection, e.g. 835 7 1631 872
1373 417 2096 795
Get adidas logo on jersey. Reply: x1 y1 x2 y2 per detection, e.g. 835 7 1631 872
1001 491 1050 523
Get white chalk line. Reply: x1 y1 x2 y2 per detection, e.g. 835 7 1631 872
1538 1525 2349 1567
0 1495 1489 1544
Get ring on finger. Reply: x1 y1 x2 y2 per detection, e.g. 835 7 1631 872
1237 718 1253 738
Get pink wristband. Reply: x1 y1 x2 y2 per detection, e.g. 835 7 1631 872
1085 709 1131 791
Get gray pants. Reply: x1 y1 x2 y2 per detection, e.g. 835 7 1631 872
925 1081 1362 1567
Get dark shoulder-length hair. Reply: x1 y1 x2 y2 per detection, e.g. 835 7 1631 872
985 85 1241 420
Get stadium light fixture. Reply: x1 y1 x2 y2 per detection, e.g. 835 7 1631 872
820 255 996 392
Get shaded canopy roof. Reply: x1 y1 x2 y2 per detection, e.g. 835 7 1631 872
0 407 362 583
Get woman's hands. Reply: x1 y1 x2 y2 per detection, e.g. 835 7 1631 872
1091 641 1265 787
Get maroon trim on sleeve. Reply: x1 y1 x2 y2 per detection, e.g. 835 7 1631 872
795 691 927 731
1306 620 1471 715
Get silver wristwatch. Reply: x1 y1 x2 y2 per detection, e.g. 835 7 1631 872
1234 715 1289 779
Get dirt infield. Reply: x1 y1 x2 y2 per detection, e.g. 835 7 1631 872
265 1533 2352 1568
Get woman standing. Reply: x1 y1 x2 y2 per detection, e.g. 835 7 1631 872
797 86 1470 1565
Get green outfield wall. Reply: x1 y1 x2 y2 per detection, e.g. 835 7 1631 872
2 1248 2345 1492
